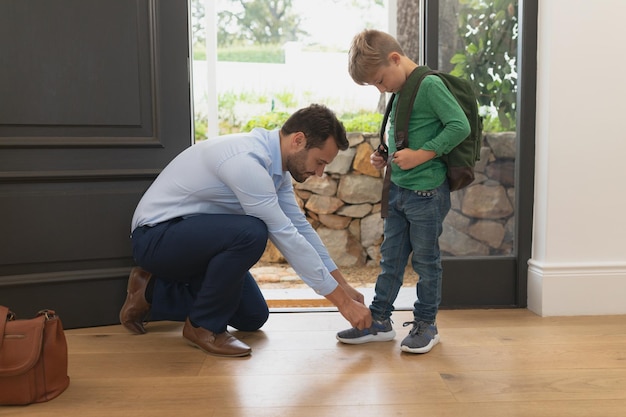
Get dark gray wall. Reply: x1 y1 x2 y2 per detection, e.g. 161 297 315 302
0 0 192 328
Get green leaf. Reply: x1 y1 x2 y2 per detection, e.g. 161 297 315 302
451 0 518 131
450 53 467 64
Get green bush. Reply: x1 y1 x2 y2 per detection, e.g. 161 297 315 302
193 43 206 60
482 114 511 133
242 111 291 132
452 0 518 130
217 44 284 63
194 43 285 63
240 111 382 134
194 117 208 141
341 113 383 133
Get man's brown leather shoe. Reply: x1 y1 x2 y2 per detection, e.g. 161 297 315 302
119 267 152 334
183 318 251 357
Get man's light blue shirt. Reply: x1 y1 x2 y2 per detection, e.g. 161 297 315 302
131 128 338 296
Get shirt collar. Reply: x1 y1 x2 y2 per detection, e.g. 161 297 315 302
269 129 284 177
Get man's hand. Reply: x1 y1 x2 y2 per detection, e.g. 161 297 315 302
325 284 372 329
338 299 372 330
341 284 365 305
330 269 365 305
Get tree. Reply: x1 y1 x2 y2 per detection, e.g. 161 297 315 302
191 0 206 46
451 0 518 129
394 0 517 130
388 0 420 114
396 0 420 62
217 0 306 46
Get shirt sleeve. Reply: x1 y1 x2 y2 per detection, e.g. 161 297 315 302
420 76 471 156
216 152 338 296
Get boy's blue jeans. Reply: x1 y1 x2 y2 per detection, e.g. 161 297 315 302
371 181 451 323
131 214 270 334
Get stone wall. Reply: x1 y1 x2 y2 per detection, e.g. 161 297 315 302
261 131 517 267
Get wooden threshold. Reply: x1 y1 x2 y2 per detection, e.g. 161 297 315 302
266 298 333 308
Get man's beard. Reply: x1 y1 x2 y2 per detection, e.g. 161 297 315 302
286 149 310 183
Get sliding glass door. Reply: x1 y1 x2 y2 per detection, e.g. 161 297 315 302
419 0 537 308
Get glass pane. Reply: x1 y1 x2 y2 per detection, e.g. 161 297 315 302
189 0 394 273
438 0 518 257
193 0 388 139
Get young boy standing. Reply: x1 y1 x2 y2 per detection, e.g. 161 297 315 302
336 29 470 353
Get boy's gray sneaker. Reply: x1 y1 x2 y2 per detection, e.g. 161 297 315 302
400 321 439 353
336 319 396 344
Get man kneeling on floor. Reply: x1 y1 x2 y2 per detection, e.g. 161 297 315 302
120 104 372 357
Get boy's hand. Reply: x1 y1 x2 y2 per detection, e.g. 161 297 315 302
392 148 437 170
370 143 389 170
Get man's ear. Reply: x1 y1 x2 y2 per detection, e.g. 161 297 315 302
292 132 306 149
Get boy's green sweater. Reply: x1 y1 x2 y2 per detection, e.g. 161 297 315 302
388 74 470 191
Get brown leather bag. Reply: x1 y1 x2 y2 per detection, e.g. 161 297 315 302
0 305 70 405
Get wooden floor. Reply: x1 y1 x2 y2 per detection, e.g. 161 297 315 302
3 308 626 417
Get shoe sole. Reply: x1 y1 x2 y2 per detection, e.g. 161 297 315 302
121 320 148 335
119 299 148 335
400 334 440 354
336 330 396 345
186 340 251 357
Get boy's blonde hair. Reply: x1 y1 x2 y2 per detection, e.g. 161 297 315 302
348 29 405 85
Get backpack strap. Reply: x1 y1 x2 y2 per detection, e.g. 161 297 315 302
394 65 437 150
379 65 436 218
379 94 395 218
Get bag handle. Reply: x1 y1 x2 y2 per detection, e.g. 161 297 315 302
0 305 14 350
394 66 437 150
37 309 56 320
379 94 395 218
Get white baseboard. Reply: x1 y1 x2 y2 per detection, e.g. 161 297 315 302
527 260 626 316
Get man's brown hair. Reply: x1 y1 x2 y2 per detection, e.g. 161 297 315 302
281 104 348 151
